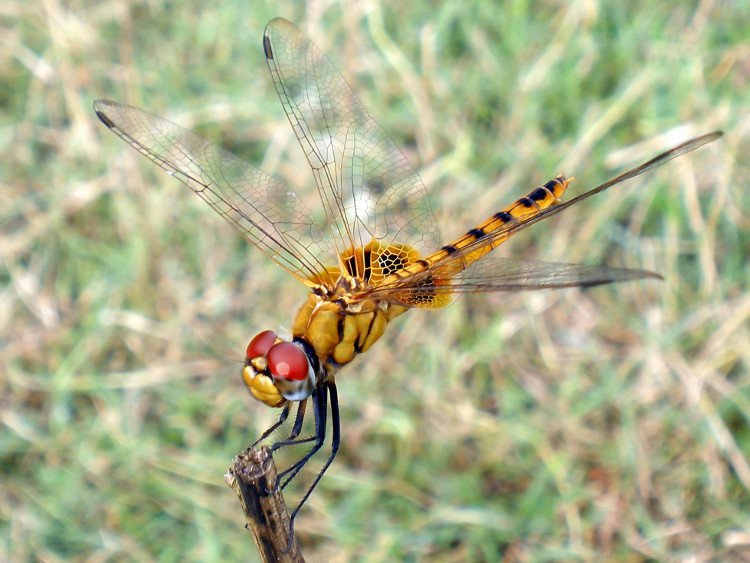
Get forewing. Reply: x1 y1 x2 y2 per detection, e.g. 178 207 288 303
94 99 332 284
262 18 441 266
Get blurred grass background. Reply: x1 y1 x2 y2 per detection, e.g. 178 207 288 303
2 0 748 560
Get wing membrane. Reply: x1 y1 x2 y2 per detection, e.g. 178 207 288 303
367 257 660 303
360 131 722 304
93 99 331 284
430 132 723 272
262 18 441 270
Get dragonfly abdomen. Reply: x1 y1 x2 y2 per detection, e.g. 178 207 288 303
428 175 570 268
374 176 570 308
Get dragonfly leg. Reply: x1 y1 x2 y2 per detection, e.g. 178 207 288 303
284 382 341 550
271 397 318 454
274 383 328 491
290 383 340 516
251 402 292 447
286 399 307 440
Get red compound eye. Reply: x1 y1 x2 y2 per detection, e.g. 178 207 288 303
245 330 277 359
267 342 309 381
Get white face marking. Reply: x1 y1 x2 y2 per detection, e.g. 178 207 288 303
276 361 316 401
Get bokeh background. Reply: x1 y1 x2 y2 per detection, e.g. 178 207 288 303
2 0 748 560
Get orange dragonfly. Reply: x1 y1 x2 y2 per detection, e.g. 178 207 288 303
95 17 721 532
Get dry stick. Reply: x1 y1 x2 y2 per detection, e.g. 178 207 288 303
225 446 304 562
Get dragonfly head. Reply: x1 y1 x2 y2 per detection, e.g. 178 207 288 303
242 330 316 407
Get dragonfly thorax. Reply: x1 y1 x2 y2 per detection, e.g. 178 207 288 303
290 290 409 370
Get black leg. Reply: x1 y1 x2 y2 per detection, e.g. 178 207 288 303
290 383 340 518
284 382 341 549
286 399 307 441
251 402 291 448
253 398 309 450
274 385 328 489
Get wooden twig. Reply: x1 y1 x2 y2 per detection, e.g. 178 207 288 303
225 446 304 562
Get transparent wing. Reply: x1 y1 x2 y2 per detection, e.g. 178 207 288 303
360 131 723 305
428 131 724 273
367 257 660 305
93 99 332 285
262 18 441 270
447 258 662 291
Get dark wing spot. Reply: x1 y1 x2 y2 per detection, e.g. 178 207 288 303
345 254 356 277
346 249 373 281
407 274 437 305
263 35 273 59
364 250 372 279
377 251 409 275
95 110 115 129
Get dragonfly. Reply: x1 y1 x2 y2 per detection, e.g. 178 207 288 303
95 17 721 535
